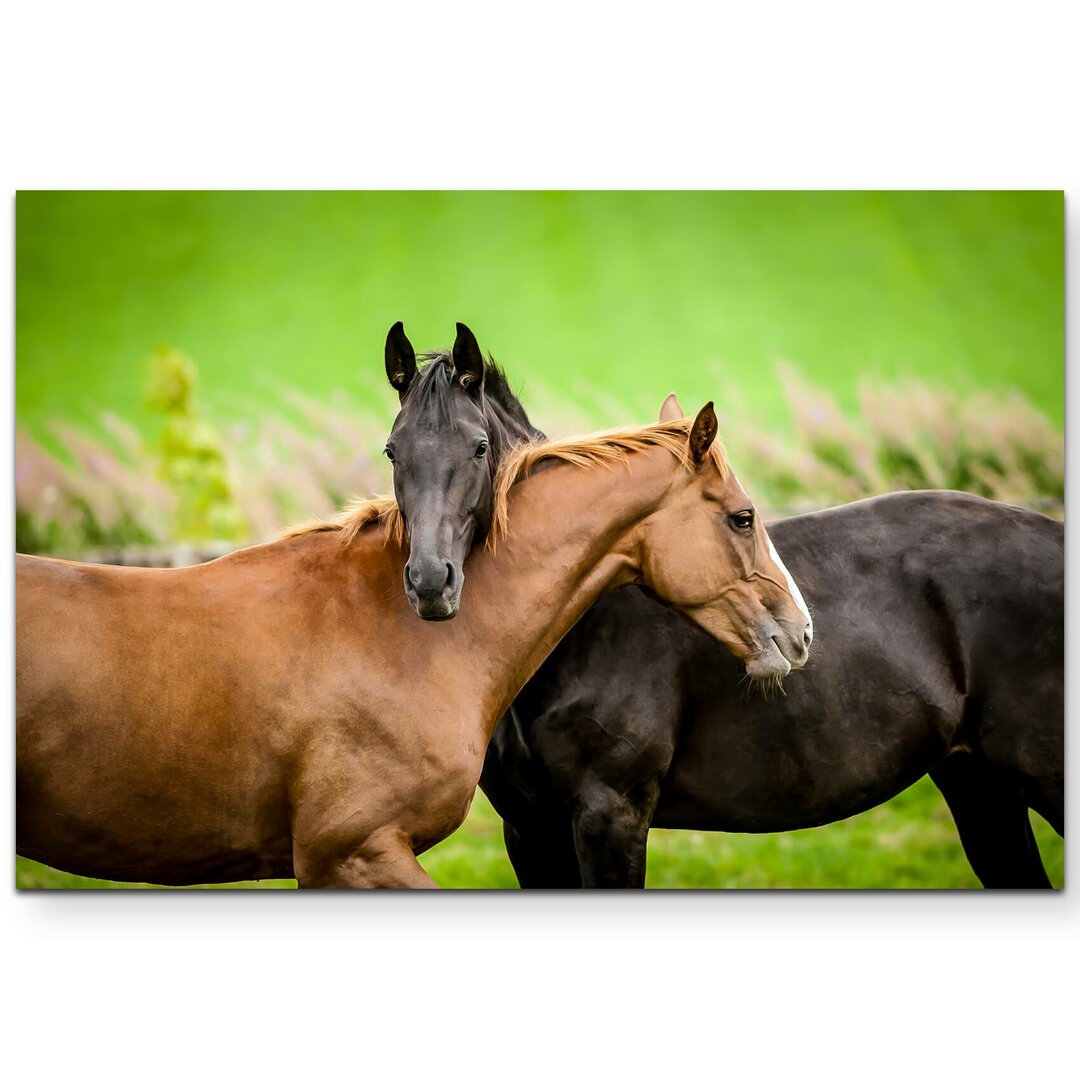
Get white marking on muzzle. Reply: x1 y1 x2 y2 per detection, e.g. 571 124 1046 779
766 533 812 632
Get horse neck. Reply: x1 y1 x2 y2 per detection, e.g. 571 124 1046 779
457 444 683 728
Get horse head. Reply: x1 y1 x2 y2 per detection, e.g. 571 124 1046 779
641 394 813 680
383 320 542 620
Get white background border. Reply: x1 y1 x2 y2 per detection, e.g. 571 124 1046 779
4 3 1075 1074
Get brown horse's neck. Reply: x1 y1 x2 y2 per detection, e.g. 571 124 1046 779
449 444 684 731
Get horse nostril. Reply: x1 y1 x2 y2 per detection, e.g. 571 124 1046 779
407 557 452 595
443 561 456 593
804 625 813 648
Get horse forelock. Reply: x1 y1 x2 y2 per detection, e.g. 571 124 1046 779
399 353 460 430
486 419 729 552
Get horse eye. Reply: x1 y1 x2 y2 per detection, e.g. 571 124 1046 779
384 447 396 463
474 440 489 458
730 511 754 530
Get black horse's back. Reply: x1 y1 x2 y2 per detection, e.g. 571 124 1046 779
788 492 1063 782
482 490 1064 888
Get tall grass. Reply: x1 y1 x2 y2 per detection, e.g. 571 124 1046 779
15 382 393 557
719 366 1064 516
14 364 1064 557
15 417 174 555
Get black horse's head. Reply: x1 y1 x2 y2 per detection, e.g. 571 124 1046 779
383 321 543 620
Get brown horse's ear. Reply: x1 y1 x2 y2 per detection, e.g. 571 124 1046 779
689 401 718 465
385 321 417 399
452 322 485 396
659 393 684 422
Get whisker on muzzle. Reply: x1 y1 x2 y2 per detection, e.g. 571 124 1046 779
739 668 789 701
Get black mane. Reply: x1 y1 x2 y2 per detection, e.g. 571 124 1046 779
477 355 546 443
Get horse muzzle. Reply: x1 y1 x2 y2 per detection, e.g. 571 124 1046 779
403 557 462 621
744 618 812 680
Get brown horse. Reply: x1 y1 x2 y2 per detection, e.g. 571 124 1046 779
16 403 812 888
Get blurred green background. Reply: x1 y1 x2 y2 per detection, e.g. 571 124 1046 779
16 191 1063 434
14 190 1064 889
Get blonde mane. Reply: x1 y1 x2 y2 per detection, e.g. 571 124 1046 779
280 495 406 548
488 418 727 548
281 418 727 552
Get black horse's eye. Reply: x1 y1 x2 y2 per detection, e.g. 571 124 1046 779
474 440 489 458
730 510 754 530
384 446 396 463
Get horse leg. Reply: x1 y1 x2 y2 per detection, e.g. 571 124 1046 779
294 828 440 889
1001 740 1063 839
930 753 1052 889
1026 780 1064 839
503 818 583 889
571 781 658 889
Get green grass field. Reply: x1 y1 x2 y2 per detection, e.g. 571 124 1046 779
16 778 1064 890
14 191 1064 890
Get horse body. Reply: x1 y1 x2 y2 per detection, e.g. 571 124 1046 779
17 534 513 886
18 409 809 887
482 491 1064 887
17 539 407 884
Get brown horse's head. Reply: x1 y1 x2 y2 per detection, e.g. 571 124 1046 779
383 321 542 620
639 395 813 680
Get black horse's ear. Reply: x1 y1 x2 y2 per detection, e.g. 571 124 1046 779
452 322 485 395
385 321 417 398
689 401 718 464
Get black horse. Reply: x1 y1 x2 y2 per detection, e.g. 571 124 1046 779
380 333 1063 888
481 486 1064 888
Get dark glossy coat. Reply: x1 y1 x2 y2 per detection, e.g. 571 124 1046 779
480 490 1064 888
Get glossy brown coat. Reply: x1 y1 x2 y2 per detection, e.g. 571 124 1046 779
17 414 810 887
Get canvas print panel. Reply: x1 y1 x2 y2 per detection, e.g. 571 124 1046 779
15 191 1064 889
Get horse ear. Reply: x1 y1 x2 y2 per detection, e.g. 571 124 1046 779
452 322 485 395
385 321 417 398
659 393 684 422
689 402 718 464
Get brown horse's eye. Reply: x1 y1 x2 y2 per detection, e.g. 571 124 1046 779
729 511 754 530
384 446 396 463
